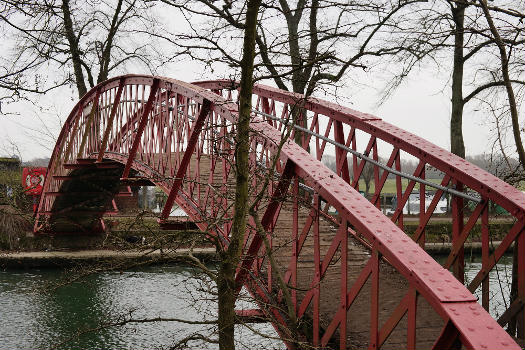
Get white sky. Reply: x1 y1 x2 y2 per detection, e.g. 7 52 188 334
0 5 509 162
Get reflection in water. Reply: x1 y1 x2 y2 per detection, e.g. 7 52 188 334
0 257 514 349
0 265 283 350
464 254 513 320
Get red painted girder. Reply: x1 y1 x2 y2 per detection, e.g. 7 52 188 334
193 80 525 217
191 81 519 348
122 78 160 179
97 78 125 162
160 99 212 221
244 113 518 349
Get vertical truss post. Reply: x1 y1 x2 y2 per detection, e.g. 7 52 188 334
352 135 358 191
373 142 380 209
160 99 212 221
122 79 160 178
407 287 417 350
97 79 125 162
77 89 101 159
340 220 348 349
313 193 320 347
419 167 426 247
334 120 350 183
517 221 525 338
292 173 299 314
370 249 379 350
395 152 403 229
63 104 83 163
452 181 465 283
482 203 490 311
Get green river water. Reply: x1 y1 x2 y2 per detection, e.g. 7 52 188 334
0 256 513 349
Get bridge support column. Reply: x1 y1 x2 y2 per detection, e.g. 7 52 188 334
452 181 465 283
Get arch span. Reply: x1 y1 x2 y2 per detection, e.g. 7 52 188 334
36 75 523 349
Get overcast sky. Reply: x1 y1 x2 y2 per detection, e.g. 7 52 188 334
0 61 496 162
0 3 511 163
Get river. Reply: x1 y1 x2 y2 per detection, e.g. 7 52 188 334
0 264 283 350
0 256 513 349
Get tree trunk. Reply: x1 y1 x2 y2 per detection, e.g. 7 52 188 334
477 0 525 174
450 4 466 159
217 0 261 349
61 0 87 98
478 0 525 337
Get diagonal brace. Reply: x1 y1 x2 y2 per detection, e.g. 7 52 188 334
97 78 125 162
122 79 160 178
234 159 296 295
160 99 212 221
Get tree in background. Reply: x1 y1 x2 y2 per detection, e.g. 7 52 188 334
160 0 428 144
0 0 165 101
380 0 524 165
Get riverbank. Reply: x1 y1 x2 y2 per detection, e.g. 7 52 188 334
0 247 217 268
0 240 511 269
425 241 511 255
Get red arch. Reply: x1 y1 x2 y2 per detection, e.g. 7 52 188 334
36 75 522 349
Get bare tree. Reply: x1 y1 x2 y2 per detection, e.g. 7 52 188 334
476 0 525 173
216 0 262 348
380 0 524 160
0 0 165 100
159 0 431 145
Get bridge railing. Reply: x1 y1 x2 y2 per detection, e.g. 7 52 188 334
194 80 525 341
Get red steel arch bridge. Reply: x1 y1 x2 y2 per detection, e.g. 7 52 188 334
35 75 525 349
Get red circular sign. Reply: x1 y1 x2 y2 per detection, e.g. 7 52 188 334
22 167 47 195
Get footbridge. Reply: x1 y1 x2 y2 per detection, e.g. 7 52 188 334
35 75 525 349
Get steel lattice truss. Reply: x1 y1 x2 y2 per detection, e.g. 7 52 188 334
35 75 525 349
